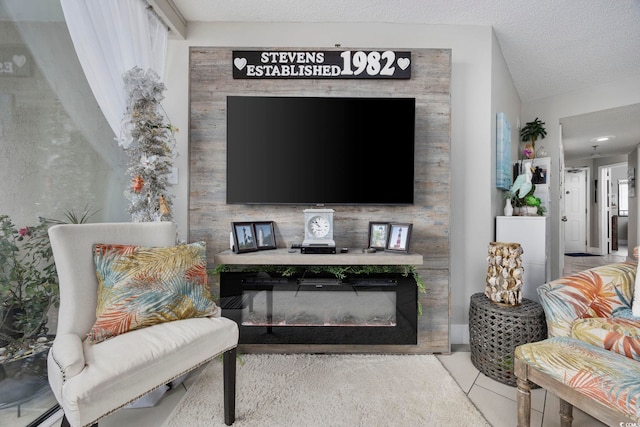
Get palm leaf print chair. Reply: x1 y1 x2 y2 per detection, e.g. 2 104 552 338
515 260 640 426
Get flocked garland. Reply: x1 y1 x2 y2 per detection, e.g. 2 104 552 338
118 67 177 222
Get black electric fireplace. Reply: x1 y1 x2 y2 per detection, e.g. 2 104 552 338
220 271 418 345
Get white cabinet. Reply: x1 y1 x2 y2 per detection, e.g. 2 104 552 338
495 216 550 302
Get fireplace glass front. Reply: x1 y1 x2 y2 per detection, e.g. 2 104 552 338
220 272 417 345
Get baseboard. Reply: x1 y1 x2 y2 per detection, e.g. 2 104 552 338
451 324 469 345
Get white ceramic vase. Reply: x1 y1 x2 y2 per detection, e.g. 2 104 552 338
504 198 513 216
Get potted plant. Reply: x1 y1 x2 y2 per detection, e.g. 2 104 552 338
507 184 545 216
523 194 542 216
0 215 58 356
520 117 547 158
0 206 98 357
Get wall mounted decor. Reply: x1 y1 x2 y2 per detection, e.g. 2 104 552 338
496 112 512 190
189 47 451 353
232 50 411 79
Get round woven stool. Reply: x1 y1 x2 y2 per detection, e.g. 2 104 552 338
469 292 547 386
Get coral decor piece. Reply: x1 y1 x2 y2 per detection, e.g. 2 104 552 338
485 242 523 305
118 66 177 222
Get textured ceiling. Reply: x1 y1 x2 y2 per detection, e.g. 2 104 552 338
172 0 640 104
171 0 640 161
2 0 639 161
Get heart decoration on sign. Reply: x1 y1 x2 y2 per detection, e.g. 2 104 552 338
13 55 27 68
397 57 410 70
234 57 247 71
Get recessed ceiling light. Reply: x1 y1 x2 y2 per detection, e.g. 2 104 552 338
590 135 616 143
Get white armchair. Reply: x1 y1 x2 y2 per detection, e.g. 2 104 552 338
47 222 239 426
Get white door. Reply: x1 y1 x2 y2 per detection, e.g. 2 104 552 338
564 169 587 253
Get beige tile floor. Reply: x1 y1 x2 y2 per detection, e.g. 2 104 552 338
8 247 629 427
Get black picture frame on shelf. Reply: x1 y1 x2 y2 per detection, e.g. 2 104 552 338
385 223 413 253
368 222 390 250
231 222 258 253
254 221 276 250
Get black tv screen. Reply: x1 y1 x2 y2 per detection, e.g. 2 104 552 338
226 96 415 205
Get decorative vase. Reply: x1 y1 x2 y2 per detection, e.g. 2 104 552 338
485 242 523 306
504 199 513 216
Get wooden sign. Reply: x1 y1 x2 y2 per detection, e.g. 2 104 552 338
0 47 31 77
232 50 411 79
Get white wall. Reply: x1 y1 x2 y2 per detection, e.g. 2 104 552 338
522 74 640 277
490 32 522 215
163 22 514 345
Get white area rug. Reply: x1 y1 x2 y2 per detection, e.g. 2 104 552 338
163 353 490 427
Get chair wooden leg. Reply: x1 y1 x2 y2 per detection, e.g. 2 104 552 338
559 398 573 427
516 376 532 427
223 347 237 425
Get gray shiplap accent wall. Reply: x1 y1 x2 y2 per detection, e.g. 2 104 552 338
189 47 451 353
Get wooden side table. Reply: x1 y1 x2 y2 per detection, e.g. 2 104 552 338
469 292 547 386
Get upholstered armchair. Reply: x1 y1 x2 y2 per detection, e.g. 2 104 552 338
47 222 239 426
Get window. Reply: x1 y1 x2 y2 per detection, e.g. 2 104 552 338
0 9 127 426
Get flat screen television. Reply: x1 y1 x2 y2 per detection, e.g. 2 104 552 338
226 95 415 205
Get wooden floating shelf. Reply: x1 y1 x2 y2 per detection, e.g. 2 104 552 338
214 248 423 266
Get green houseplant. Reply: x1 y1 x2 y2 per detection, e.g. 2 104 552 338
0 207 98 357
520 117 547 158
0 215 58 353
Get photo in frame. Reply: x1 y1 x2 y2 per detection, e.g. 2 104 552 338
231 222 258 253
254 221 276 250
368 222 390 250
385 223 413 253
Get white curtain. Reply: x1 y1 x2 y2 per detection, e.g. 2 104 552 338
60 0 168 136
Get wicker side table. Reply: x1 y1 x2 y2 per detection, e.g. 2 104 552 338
469 292 547 386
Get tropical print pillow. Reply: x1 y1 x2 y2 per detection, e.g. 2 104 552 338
88 241 219 343
571 317 640 361
537 262 636 337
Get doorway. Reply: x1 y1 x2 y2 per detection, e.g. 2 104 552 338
600 163 629 256
563 168 588 253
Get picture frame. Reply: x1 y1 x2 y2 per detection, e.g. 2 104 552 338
231 222 258 253
254 221 277 250
385 223 413 253
368 222 390 250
